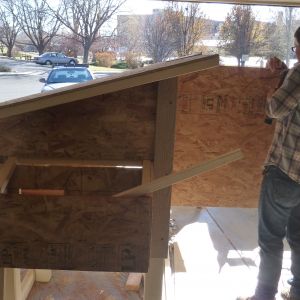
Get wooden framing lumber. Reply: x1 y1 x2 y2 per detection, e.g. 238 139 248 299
151 78 178 258
114 149 243 197
125 160 153 293
16 158 142 168
0 54 219 119
19 189 65 196
160 0 300 6
125 273 143 291
0 157 16 193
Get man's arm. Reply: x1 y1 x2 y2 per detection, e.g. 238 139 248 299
266 65 300 119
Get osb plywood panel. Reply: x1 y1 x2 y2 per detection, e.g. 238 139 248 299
0 195 151 272
172 66 278 208
0 84 156 161
8 166 142 195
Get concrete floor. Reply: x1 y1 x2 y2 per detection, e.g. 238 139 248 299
27 207 292 300
169 206 291 300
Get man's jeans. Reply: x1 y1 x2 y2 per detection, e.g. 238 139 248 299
255 166 300 299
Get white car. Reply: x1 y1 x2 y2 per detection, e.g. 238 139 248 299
40 66 95 92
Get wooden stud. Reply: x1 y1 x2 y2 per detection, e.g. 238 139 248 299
0 269 3 300
114 149 243 197
0 157 16 194
125 160 153 292
151 78 178 259
125 273 143 292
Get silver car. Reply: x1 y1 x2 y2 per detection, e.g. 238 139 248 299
40 66 95 92
34 52 78 66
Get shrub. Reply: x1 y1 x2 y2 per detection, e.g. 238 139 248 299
0 65 11 72
111 62 128 69
125 52 140 69
94 51 116 67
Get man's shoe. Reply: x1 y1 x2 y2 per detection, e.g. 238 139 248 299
281 288 300 300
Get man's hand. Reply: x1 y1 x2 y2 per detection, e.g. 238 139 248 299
266 57 288 74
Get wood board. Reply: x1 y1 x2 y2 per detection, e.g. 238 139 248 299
0 195 151 272
172 66 278 207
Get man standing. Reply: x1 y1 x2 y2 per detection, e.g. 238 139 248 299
238 27 300 300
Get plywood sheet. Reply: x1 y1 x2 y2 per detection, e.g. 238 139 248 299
0 195 151 272
0 84 156 161
172 66 277 207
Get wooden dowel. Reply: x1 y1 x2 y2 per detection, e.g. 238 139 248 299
18 189 65 196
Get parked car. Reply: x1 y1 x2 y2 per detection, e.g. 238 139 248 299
34 52 78 65
40 66 95 92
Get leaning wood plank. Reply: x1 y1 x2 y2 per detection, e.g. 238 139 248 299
0 54 219 119
16 158 142 168
160 0 300 6
114 149 243 197
0 157 16 193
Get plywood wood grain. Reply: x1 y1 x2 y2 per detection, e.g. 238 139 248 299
0 84 156 161
172 66 278 207
0 195 151 272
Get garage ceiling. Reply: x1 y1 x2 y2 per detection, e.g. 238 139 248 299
159 0 300 7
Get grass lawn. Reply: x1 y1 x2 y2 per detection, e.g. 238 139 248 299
88 65 127 73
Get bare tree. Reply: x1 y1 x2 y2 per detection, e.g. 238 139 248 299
50 0 125 63
117 15 144 58
167 3 207 57
3 0 61 55
218 5 263 66
0 4 20 57
144 10 175 63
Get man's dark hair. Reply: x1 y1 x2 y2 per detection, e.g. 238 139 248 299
295 27 300 44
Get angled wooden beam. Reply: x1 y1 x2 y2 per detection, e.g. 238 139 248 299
0 157 16 194
0 54 219 119
16 158 142 168
114 149 243 198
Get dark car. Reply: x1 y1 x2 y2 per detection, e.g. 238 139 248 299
40 66 95 92
34 52 78 66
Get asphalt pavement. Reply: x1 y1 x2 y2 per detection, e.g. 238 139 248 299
0 57 50 102
0 57 121 102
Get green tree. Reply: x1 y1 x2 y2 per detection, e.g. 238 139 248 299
218 5 263 66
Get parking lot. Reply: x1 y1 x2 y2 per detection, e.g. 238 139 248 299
0 57 52 101
0 57 117 102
